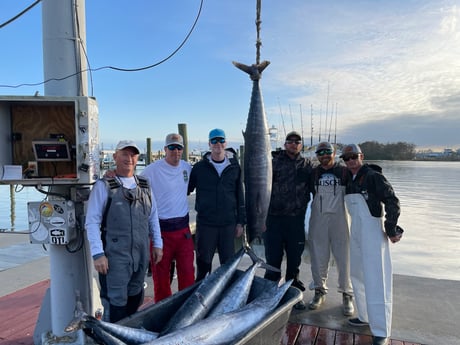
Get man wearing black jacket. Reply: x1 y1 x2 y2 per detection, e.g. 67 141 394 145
342 143 402 345
188 128 246 281
263 131 312 310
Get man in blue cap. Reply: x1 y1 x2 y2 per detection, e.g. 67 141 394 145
188 128 246 281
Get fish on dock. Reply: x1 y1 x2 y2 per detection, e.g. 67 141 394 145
65 311 158 345
206 247 280 318
205 261 262 318
233 60 273 244
145 279 293 345
159 247 246 335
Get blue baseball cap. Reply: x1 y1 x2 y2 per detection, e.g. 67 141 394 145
209 128 226 140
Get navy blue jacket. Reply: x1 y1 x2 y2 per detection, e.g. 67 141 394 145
188 148 246 226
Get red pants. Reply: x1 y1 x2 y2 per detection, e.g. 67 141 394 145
151 226 195 302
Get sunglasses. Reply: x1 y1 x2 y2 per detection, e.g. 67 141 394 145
285 140 302 145
316 149 333 156
210 138 226 144
167 145 183 151
343 154 359 162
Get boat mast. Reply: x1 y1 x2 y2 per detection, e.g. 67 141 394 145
334 102 338 145
310 104 314 147
299 104 304 151
324 81 330 143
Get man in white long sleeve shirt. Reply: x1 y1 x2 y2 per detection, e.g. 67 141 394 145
85 140 162 322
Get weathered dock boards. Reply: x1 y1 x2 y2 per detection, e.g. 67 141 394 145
0 280 425 345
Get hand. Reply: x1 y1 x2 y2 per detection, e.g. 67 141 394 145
94 255 109 274
235 224 244 238
104 169 116 178
152 247 163 264
389 234 402 243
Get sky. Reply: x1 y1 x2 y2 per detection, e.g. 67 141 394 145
1 0 459 152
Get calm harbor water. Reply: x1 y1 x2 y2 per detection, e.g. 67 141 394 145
1 160 459 281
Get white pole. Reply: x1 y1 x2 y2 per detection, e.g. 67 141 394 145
42 0 88 96
39 0 93 340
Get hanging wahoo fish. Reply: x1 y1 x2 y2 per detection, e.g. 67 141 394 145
233 0 272 244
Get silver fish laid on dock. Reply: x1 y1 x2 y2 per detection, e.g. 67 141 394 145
205 251 279 319
159 247 246 335
145 280 293 345
205 261 262 318
66 313 158 345
233 60 272 243
83 316 159 344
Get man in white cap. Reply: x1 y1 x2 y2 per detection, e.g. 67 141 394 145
86 140 163 322
341 143 402 345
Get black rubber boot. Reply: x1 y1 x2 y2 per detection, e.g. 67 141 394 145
126 290 144 316
195 258 212 282
109 304 128 323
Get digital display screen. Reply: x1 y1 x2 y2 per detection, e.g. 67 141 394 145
32 140 71 161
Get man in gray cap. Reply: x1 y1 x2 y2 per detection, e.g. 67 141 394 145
341 143 402 345
86 140 162 322
307 142 354 315
263 130 312 310
141 133 195 302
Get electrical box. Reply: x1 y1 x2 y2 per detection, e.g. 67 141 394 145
0 95 100 185
28 200 77 245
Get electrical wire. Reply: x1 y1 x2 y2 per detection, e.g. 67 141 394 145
0 0 41 29
0 0 204 89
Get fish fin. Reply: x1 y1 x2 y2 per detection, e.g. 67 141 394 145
232 61 252 74
244 244 281 273
233 60 270 80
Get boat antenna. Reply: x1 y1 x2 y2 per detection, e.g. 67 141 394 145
334 102 338 145
318 104 322 143
277 97 287 137
324 81 330 143
328 101 335 143
299 104 305 151
289 104 294 131
310 104 314 147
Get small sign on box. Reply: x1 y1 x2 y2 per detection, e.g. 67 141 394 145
27 161 38 177
1 165 23 180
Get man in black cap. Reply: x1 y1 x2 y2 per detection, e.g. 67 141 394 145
263 131 312 310
307 141 354 315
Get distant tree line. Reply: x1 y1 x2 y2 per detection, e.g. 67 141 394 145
342 141 417 160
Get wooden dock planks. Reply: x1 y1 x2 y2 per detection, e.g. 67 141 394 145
0 281 425 345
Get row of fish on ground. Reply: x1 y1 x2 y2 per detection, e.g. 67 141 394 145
65 245 293 345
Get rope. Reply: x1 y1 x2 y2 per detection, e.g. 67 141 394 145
255 0 262 65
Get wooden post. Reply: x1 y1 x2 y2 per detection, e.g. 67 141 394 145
146 138 152 165
178 123 188 162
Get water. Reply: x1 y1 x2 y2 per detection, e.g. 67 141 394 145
375 161 460 281
1 161 459 281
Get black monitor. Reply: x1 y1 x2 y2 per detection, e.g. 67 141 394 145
32 140 71 162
